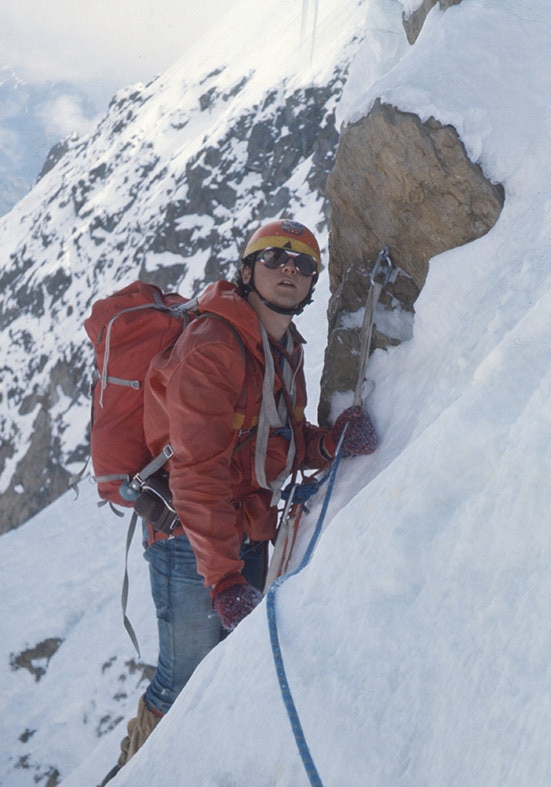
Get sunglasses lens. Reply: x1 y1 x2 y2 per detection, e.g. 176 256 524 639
259 248 318 277
294 254 318 277
259 248 281 268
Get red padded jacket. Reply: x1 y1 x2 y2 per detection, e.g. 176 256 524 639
143 280 332 588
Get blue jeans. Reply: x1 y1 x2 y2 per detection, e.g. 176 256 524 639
143 532 266 715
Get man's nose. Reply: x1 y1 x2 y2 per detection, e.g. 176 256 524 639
281 256 297 273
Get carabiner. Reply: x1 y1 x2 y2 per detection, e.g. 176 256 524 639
370 247 395 287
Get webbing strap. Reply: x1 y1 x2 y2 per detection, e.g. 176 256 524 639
132 445 174 488
122 511 141 657
93 472 129 483
256 325 296 503
106 375 140 389
119 446 175 656
68 457 90 498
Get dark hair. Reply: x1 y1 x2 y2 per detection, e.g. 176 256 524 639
234 258 253 297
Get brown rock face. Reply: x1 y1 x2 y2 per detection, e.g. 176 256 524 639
318 101 504 425
403 0 463 45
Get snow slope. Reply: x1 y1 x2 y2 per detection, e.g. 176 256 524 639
3 0 551 785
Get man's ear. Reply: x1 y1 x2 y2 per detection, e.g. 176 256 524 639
240 263 252 285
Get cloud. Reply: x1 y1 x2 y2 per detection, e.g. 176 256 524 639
0 0 226 214
2 0 223 93
0 71 102 214
36 94 100 139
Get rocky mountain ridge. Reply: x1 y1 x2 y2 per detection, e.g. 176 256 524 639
0 5 364 532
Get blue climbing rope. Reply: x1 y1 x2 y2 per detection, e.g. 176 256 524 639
280 472 329 506
266 584 323 786
266 444 345 787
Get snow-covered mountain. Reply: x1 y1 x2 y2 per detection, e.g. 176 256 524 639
2 0 551 785
0 0 367 534
0 68 100 217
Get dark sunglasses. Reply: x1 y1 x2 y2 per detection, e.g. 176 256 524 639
257 247 318 278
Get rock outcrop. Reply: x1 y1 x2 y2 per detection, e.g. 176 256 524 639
402 0 463 45
319 100 505 425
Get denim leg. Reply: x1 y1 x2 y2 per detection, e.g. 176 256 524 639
144 534 268 714
144 534 221 715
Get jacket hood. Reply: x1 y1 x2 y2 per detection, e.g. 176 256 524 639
197 280 265 349
197 280 306 353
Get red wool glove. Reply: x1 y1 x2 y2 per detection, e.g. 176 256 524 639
212 576 263 632
329 405 379 458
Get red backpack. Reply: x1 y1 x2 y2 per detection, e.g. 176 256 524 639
83 280 197 509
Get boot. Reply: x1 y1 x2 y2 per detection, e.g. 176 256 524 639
98 694 163 785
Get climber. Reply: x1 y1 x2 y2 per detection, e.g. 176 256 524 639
100 218 378 785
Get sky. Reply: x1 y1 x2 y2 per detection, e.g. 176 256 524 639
0 0 226 214
3 0 551 785
2 0 222 98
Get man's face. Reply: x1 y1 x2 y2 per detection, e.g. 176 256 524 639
242 249 315 312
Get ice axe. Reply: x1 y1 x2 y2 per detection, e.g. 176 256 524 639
353 247 395 406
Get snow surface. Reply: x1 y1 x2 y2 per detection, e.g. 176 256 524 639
3 0 551 784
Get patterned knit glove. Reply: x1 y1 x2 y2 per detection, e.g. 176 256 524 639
212 577 263 632
330 405 379 458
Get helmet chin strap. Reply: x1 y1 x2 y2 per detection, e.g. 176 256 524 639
247 262 315 316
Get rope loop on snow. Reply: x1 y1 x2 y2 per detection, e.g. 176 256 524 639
266 586 323 786
266 431 346 787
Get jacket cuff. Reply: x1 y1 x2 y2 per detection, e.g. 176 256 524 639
210 573 246 600
320 432 336 460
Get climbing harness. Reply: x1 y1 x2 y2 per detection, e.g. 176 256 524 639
263 472 331 591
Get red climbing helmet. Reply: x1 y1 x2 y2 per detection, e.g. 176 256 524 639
242 219 321 274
